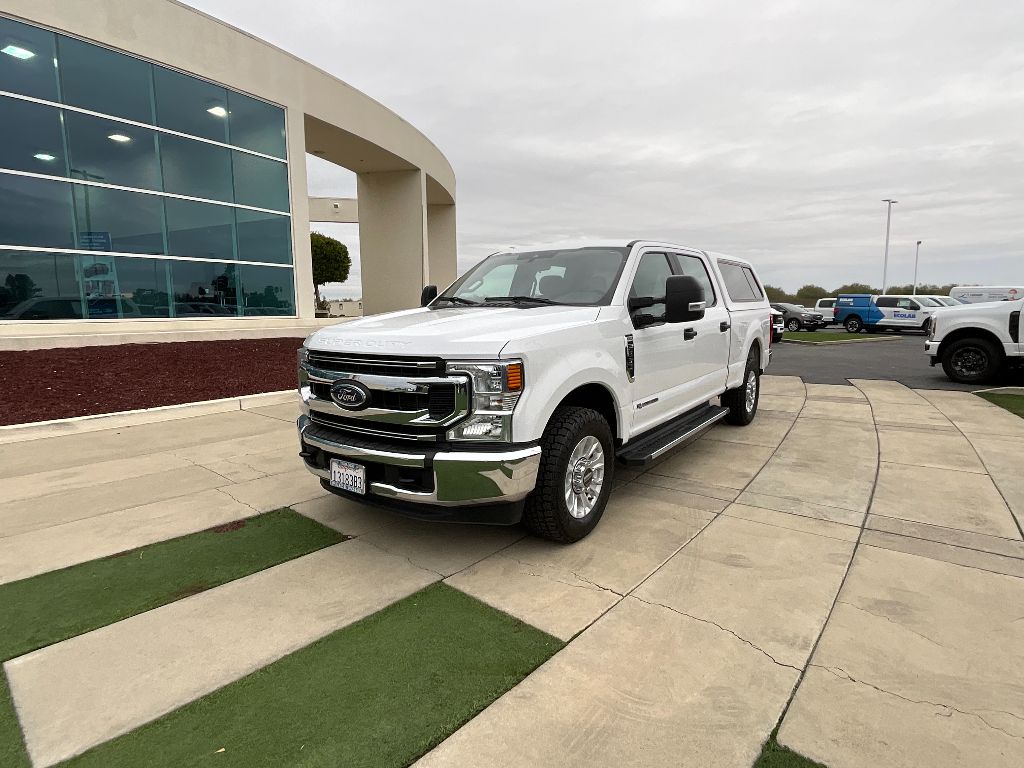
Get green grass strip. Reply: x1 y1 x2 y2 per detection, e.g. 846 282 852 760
783 331 897 343
754 730 828 767
977 392 1024 419
0 508 345 662
0 676 30 768
63 583 562 768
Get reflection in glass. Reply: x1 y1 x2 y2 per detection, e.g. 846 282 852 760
231 150 289 211
240 265 295 316
65 111 161 191
71 185 165 255
159 133 232 202
165 198 234 260
0 97 66 174
0 250 81 319
0 17 59 101
0 174 75 249
235 209 291 264
153 66 229 142
57 35 154 123
227 91 286 159
171 260 238 317
79 254 171 318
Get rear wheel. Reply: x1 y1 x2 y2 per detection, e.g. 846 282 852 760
941 338 1003 384
844 316 863 333
722 348 760 426
523 407 614 543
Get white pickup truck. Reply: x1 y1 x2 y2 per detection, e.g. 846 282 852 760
926 298 1023 383
298 241 771 542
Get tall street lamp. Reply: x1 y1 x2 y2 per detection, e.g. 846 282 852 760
881 198 898 293
912 240 922 295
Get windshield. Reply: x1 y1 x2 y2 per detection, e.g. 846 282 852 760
434 247 629 307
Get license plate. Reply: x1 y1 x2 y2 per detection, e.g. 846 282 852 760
329 458 366 495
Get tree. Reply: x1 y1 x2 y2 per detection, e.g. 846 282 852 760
832 282 879 296
310 232 351 306
795 284 828 303
763 284 795 303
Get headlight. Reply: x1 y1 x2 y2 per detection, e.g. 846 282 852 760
445 360 524 441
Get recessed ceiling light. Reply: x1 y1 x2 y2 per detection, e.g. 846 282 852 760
33 153 56 162
206 105 228 118
1 44 35 60
108 133 132 143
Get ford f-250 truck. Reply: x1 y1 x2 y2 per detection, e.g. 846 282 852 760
926 298 1023 383
297 241 771 542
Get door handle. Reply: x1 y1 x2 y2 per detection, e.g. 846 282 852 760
720 321 731 332
683 328 698 340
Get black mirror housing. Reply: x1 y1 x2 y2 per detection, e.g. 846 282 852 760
664 275 706 323
420 285 438 306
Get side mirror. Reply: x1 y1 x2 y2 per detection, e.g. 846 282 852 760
665 275 706 323
627 295 656 312
420 285 438 306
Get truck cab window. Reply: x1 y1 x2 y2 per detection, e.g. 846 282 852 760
675 254 716 306
629 252 673 323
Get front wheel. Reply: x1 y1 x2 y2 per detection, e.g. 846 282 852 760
523 407 614 543
786 318 802 332
722 349 760 426
941 338 1002 384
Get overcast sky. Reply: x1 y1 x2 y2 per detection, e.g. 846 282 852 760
188 0 1024 297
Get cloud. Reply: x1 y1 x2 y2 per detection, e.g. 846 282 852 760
188 0 1024 292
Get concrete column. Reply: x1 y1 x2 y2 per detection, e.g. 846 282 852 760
427 204 458 290
357 170 428 315
287 107 315 320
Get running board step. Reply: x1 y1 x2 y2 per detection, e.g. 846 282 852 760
616 404 728 467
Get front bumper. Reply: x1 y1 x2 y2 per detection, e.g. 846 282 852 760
925 339 940 365
297 415 541 509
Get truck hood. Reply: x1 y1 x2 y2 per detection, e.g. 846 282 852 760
306 305 602 359
932 298 1022 318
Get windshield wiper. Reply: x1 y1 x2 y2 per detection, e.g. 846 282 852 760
434 295 479 306
483 295 560 305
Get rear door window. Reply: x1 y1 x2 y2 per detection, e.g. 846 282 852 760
875 296 897 308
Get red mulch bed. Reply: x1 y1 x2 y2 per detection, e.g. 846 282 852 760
0 337 304 426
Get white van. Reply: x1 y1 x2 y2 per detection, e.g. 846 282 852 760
949 286 1024 304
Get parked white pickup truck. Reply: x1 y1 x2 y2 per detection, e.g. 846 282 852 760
298 242 771 542
926 298 1023 383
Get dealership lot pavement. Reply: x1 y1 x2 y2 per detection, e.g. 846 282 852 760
1 378 1022 767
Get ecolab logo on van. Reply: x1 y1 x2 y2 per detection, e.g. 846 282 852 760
893 312 917 319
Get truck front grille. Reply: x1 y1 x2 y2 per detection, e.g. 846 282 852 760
306 350 444 378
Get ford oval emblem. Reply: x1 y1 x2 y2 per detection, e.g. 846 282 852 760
330 381 370 410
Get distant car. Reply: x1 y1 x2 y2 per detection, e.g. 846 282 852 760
834 294 936 334
770 308 785 343
813 297 838 325
925 295 968 307
770 303 825 332
949 286 1024 304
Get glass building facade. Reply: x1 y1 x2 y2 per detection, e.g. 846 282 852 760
0 15 295 320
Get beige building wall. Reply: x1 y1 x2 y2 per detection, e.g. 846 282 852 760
0 0 456 347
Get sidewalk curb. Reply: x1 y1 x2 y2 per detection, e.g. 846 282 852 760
0 390 298 445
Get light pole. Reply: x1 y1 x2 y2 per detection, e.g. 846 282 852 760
912 240 922 295
881 199 898 293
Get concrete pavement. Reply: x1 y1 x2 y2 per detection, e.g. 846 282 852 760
2 378 1023 767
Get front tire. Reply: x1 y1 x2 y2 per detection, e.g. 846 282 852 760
941 338 1003 384
786 318 802 332
523 407 614 543
722 348 760 426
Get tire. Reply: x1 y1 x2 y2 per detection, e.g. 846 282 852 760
786 318 801 332
523 407 614 543
722 348 760 426
844 316 863 333
941 338 1003 384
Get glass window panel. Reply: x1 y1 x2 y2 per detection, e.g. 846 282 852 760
56 35 153 123
231 150 288 211
240 265 294 316
165 198 234 260
65 111 161 190
227 91 285 158
170 260 238 317
719 262 758 302
79 254 170 318
159 133 232 202
0 97 66 174
71 185 165 254
0 250 81 319
0 174 75 249
153 66 229 142
235 209 291 264
0 17 59 101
